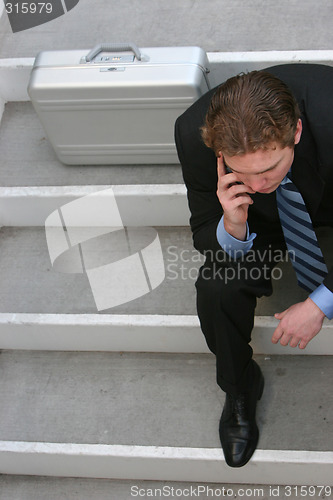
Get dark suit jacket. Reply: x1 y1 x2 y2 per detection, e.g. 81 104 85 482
175 64 333 292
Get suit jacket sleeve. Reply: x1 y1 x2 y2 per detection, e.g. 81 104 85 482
174 90 224 260
301 64 333 294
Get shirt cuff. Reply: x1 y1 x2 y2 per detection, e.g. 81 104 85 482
309 284 333 320
216 215 257 259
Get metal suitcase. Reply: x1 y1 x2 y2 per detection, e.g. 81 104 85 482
27 43 211 165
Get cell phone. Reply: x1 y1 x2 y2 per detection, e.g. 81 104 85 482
224 162 255 200
224 164 244 185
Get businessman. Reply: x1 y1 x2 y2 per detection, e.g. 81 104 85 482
175 64 333 467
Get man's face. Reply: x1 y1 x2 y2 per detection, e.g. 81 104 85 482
223 145 294 194
222 119 302 194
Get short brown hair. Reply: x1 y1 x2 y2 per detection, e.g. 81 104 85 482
201 70 301 156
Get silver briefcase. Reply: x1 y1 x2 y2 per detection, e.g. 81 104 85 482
27 43 211 165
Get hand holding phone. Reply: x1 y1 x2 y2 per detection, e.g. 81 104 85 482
216 155 255 241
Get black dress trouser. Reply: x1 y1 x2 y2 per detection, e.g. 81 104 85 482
195 222 287 397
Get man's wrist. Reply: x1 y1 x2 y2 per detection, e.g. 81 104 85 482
308 284 333 319
216 215 257 259
223 218 247 241
306 297 326 320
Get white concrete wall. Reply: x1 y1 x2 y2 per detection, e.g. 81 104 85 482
1 50 333 105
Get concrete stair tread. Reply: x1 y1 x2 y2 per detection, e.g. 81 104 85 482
0 102 183 188
0 350 332 452
1 0 333 60
0 476 298 500
1 225 312 316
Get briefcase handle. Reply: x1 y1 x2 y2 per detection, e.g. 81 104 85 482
84 43 142 62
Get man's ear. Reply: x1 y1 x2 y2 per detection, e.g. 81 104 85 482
294 119 302 145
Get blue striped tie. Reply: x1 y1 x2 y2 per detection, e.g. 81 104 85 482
276 175 328 292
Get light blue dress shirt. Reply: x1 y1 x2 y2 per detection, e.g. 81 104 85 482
216 214 333 319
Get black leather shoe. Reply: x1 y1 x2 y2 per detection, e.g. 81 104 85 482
219 362 264 467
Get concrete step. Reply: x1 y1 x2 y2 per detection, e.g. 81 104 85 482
4 476 327 500
0 184 189 227
0 350 332 484
0 225 330 316
0 102 183 188
1 225 333 354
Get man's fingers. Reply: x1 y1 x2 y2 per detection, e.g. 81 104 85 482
279 334 292 346
227 195 254 210
274 329 303 348
271 325 282 344
274 309 288 320
289 337 300 348
217 154 225 176
226 182 253 197
272 309 287 344
298 341 308 349
222 188 255 207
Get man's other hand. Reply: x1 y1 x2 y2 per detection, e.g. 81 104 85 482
272 298 325 349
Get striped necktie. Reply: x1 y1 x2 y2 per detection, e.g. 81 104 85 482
276 175 328 292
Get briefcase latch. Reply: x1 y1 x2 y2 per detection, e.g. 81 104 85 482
93 54 134 63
